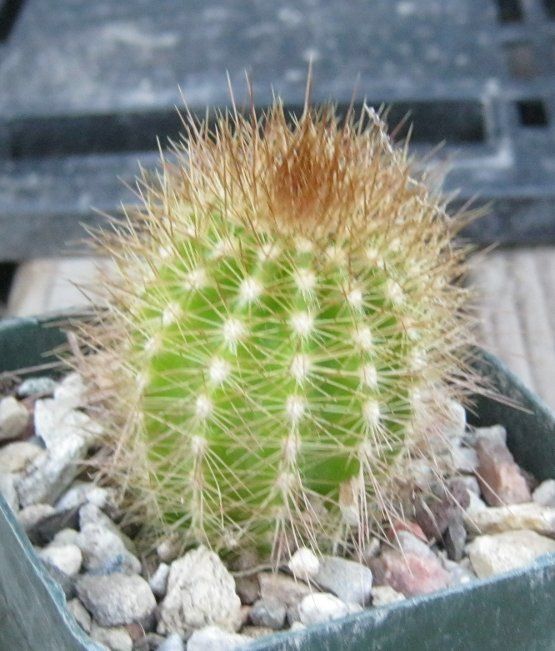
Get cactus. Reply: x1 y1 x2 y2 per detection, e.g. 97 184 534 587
78 98 477 561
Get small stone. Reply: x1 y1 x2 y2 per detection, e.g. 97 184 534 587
0 472 19 512
466 530 555 578
79 504 136 552
16 427 97 507
234 575 259 605
17 503 56 530
464 502 555 537
0 396 29 441
475 431 531 506
77 574 156 627
371 585 405 606
0 441 42 473
39 543 82 576
156 536 180 563
51 527 80 546
67 598 92 633
314 556 373 606
395 531 437 559
76 523 142 575
408 458 435 490
156 632 185 650
288 547 320 580
369 543 450 597
90 622 133 651
258 572 312 608
441 400 467 440
149 563 170 598
249 598 286 629
17 376 58 398
533 479 555 507
452 445 479 474
53 372 87 409
157 546 242 637
473 424 506 443
465 491 487 516
443 516 467 561
56 481 114 513
34 399 101 450
186 625 251 651
298 593 361 626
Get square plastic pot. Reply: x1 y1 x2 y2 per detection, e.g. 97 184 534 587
0 315 554 650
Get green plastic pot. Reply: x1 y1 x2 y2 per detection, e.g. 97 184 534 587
0 315 554 650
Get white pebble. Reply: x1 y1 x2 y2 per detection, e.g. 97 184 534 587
442 400 466 439
0 441 42 473
149 562 170 598
51 528 80 546
39 544 82 576
157 546 242 637
288 547 320 580
298 593 361 626
466 530 555 578
0 396 29 441
533 479 555 507
90 623 133 651
34 399 102 449
17 376 58 398
53 372 86 409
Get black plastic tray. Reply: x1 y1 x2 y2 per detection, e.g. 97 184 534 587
1 1 555 258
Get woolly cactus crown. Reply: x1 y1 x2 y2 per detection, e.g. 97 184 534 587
79 95 476 562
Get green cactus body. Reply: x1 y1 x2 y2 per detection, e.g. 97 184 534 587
82 103 474 558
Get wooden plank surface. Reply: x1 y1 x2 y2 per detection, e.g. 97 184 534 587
6 250 555 408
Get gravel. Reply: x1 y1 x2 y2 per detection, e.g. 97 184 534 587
287 547 320 580
466 530 555 578
314 556 373 606
157 546 242 637
39 543 82 576
149 562 170 599
76 573 156 627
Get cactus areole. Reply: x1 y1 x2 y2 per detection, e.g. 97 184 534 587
78 97 477 562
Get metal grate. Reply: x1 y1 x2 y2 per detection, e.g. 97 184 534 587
1 0 555 258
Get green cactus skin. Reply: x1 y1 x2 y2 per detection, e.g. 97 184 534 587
80 102 476 560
